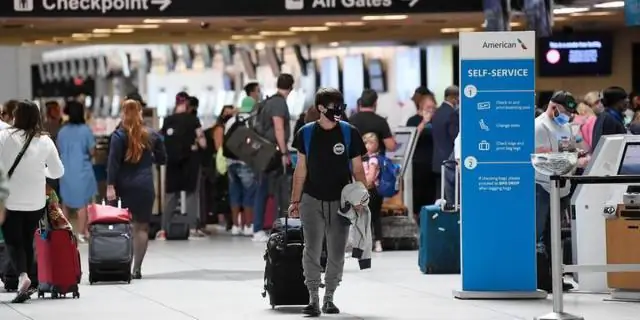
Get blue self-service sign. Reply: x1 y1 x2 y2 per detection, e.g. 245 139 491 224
458 31 537 294
626 0 640 26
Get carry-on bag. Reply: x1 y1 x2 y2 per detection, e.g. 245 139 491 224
261 216 309 309
88 222 133 284
166 191 191 240
224 117 280 173
35 228 81 299
88 199 131 225
418 160 461 274
380 208 419 250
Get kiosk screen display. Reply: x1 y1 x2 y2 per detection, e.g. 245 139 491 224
618 143 640 175
387 131 412 159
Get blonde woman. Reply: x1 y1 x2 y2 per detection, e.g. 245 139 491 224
572 94 599 152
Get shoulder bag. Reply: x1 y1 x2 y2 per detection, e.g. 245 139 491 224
7 133 35 179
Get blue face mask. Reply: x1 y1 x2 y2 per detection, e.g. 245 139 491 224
553 113 570 126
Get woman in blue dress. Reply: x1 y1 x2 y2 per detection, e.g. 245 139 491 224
107 99 166 279
57 101 98 242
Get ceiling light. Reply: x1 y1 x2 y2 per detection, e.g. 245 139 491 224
289 26 330 32
92 28 112 34
481 21 522 28
90 33 110 38
329 42 340 47
572 11 614 16
325 21 365 26
111 28 134 33
72 33 93 38
440 27 476 34
276 40 287 48
259 31 296 36
553 7 589 14
593 1 624 8
255 42 266 50
143 18 189 24
361 15 407 21
117 24 160 29
230 35 264 40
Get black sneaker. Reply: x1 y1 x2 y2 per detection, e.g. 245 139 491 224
302 303 321 317
322 301 340 314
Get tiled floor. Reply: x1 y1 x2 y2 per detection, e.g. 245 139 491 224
1 236 639 320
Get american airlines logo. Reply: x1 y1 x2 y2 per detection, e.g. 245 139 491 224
14 0 172 13
482 38 528 50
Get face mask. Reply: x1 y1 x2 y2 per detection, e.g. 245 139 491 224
553 112 570 126
323 108 340 122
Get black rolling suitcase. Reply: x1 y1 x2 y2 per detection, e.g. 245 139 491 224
88 223 133 284
166 191 191 240
262 217 309 309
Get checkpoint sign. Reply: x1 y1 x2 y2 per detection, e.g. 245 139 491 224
2 0 481 17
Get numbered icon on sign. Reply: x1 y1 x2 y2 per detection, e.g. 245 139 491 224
464 156 478 170
463 85 478 98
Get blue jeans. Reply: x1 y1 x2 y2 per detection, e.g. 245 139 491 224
228 163 257 208
253 173 269 233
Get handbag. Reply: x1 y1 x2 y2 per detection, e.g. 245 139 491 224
215 148 227 175
224 124 280 173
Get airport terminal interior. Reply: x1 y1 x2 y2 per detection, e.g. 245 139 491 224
2 0 640 319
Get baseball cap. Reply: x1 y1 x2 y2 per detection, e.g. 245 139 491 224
239 96 256 113
175 91 189 105
550 91 577 112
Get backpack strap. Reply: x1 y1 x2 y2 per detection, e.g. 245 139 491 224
301 122 316 156
338 121 352 172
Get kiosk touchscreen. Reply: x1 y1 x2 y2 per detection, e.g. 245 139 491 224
571 135 640 293
388 127 418 217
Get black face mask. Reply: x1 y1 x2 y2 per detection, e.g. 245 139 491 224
321 104 345 122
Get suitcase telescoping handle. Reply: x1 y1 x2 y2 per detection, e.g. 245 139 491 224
102 198 122 208
440 160 460 213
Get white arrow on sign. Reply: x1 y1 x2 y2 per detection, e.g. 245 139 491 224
401 0 419 7
151 0 172 11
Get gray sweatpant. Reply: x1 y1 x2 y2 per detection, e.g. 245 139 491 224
300 193 350 292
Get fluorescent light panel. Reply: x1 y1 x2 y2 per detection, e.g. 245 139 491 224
361 15 407 21
289 26 330 32
143 18 190 24
117 24 160 29
593 1 624 8
440 27 476 33
553 7 589 14
325 21 365 26
259 31 296 36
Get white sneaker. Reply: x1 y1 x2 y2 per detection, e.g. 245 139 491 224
243 225 254 236
252 230 269 242
231 226 242 236
374 240 383 252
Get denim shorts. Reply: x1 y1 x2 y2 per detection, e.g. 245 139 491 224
228 162 257 208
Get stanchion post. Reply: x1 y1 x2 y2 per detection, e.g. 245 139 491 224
535 177 584 320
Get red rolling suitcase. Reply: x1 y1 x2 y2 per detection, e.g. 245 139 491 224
263 196 276 230
35 229 81 299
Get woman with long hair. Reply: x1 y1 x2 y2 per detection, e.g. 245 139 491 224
57 101 98 242
107 99 166 279
0 100 64 303
203 105 235 232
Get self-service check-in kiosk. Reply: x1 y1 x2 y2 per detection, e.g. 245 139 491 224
379 127 419 250
383 126 419 216
571 135 640 299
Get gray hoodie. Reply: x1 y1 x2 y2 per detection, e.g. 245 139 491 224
338 182 372 270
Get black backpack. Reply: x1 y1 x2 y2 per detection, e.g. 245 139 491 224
163 114 196 164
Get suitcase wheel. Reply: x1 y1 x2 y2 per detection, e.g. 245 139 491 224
37 290 44 298
73 291 80 299
51 291 59 299
271 305 275 310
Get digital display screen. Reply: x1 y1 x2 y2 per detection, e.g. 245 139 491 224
386 132 412 159
619 143 640 175
368 59 386 92
320 57 340 90
538 33 612 77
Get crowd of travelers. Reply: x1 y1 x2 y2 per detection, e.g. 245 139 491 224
0 77 638 313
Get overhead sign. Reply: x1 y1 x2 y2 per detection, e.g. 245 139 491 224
456 31 542 298
626 0 640 26
1 0 480 17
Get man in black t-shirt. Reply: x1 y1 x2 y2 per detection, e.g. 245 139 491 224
348 89 396 154
289 88 367 316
